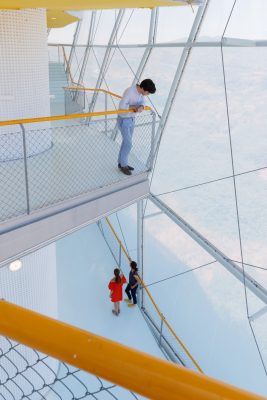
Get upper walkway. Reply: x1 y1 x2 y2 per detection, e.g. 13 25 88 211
0 106 155 266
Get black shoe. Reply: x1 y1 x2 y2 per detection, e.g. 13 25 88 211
118 163 134 171
120 166 132 176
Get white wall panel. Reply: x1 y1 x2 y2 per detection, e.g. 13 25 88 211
0 9 51 160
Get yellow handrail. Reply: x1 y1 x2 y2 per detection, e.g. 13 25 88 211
0 300 264 400
105 217 203 373
64 86 123 100
0 106 151 127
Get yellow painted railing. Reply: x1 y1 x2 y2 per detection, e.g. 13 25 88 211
0 300 265 400
64 86 123 99
0 106 151 127
105 217 203 373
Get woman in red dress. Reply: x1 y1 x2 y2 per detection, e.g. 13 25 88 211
108 268 127 316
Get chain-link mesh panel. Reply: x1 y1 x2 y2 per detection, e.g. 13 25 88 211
0 336 144 400
64 89 85 115
98 219 202 372
0 128 28 221
0 113 154 222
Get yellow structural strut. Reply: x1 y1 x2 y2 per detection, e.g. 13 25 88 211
0 107 151 127
105 217 203 373
0 300 265 400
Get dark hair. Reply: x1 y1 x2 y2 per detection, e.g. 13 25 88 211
130 261 138 271
114 268 121 284
140 79 156 94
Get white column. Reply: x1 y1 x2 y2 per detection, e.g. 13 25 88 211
0 244 58 398
0 9 52 161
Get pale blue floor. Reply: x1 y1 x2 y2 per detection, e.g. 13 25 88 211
55 222 165 399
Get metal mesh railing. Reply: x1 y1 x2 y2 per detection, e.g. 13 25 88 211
0 111 155 223
64 87 86 115
0 335 143 400
98 217 202 373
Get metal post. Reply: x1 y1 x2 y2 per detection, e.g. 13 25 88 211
68 20 82 72
147 111 156 170
20 124 30 215
88 10 125 113
78 11 96 87
105 92 108 135
159 314 164 347
132 7 159 85
153 1 210 156
137 200 144 308
119 245 121 269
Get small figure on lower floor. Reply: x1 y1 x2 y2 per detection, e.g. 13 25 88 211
125 261 139 307
108 268 127 316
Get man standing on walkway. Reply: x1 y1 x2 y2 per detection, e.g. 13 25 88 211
125 260 139 307
117 79 156 176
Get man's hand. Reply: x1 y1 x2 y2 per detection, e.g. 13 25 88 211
136 106 144 113
130 105 144 113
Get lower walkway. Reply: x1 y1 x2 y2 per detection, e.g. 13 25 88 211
56 222 163 357
55 223 164 399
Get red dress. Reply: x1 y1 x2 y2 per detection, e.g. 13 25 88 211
108 275 126 302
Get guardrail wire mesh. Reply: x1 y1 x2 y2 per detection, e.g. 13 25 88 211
0 112 154 223
0 336 144 400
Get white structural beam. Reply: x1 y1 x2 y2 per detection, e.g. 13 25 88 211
49 38 267 49
249 306 267 322
132 8 158 85
150 194 267 306
0 175 149 267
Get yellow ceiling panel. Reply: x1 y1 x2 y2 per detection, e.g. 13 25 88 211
0 0 187 11
47 10 79 28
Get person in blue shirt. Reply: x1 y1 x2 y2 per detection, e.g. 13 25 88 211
117 79 156 175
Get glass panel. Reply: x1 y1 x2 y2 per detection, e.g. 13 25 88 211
150 47 231 194
143 210 267 395
222 47 267 174
197 0 238 41
198 0 267 41
223 0 267 40
156 6 195 43
103 48 146 94
116 9 151 44
48 21 77 44
142 47 183 115
90 10 119 45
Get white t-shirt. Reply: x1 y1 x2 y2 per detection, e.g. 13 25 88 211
118 85 145 118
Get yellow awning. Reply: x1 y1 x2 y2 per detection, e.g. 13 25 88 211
47 10 79 28
1 0 192 28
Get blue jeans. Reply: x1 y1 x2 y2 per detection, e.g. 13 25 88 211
117 116 135 167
